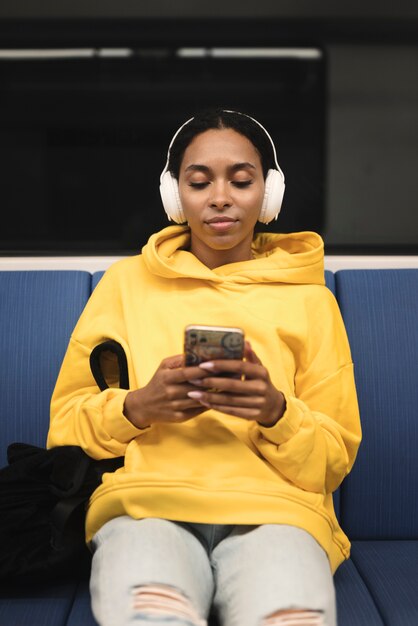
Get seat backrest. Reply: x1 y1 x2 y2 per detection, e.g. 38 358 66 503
323 270 342 519
324 269 335 294
0 271 91 466
92 271 104 290
335 269 418 539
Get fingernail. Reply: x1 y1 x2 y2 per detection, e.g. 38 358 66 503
187 379 204 386
199 362 215 370
187 391 203 399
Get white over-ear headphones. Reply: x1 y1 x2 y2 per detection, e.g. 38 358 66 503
159 110 285 224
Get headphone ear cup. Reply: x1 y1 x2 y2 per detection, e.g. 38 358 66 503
259 169 285 224
159 171 186 224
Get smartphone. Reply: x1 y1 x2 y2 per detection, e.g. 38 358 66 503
184 324 245 374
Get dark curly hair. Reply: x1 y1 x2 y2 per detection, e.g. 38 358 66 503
166 108 277 180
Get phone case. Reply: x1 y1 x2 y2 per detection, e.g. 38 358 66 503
184 325 244 367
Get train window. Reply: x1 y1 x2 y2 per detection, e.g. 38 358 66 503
0 47 326 254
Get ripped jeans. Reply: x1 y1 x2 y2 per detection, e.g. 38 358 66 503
90 517 337 626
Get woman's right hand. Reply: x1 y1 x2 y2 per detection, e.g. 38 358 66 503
122 354 209 429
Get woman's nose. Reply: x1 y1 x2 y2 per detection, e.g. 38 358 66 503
208 181 232 209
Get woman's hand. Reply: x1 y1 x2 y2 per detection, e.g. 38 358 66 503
186 342 286 427
123 355 211 429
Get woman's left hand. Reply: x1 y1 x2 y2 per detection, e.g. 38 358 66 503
187 342 286 427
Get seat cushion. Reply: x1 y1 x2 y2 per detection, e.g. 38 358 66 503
350 540 418 626
66 578 98 626
335 558 383 625
0 580 79 626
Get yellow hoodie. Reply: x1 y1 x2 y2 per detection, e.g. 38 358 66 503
47 225 361 573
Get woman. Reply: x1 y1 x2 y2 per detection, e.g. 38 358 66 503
47 108 361 626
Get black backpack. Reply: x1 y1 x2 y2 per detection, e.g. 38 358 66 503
0 340 128 584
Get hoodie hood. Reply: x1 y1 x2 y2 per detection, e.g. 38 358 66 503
142 225 325 285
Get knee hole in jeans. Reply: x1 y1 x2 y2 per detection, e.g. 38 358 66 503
261 609 324 626
131 584 207 626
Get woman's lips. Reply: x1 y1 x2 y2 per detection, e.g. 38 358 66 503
205 218 237 232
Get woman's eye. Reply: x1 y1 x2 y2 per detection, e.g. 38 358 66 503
232 180 253 188
189 182 209 189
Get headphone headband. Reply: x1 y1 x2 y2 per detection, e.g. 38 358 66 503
159 109 285 224
159 116 194 186
223 110 281 172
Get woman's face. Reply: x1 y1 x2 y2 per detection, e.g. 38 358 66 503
178 128 265 269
